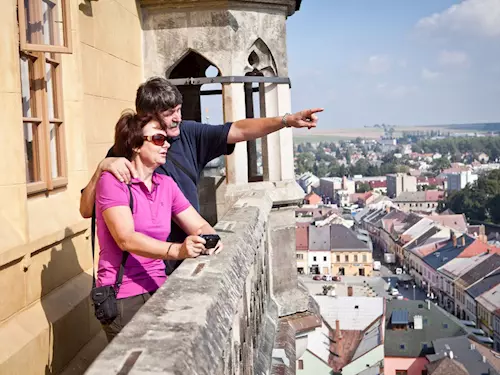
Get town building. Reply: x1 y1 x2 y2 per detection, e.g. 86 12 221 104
393 191 445 214
298 296 385 375
447 170 479 193
297 172 320 194
426 336 499 375
384 300 468 375
309 225 332 275
387 173 417 198
296 220 310 274
454 253 500 321
330 224 373 276
475 283 500 338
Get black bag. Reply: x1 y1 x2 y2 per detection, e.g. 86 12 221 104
90 184 134 325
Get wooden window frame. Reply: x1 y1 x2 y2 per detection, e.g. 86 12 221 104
21 51 68 195
18 0 73 54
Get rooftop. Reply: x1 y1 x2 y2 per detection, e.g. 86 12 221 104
423 235 475 270
427 336 499 375
330 224 370 252
314 296 384 331
384 300 467 358
428 213 469 233
406 226 443 251
439 253 494 280
426 357 470 375
466 271 500 300
475 284 500 313
459 253 500 287
309 225 330 251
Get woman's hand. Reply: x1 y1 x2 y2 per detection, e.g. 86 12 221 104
179 235 206 259
205 240 223 255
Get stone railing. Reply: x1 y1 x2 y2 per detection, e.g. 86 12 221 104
86 182 320 375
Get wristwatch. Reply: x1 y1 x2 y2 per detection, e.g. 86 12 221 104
282 113 292 128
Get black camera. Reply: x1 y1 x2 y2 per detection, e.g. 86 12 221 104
200 234 220 249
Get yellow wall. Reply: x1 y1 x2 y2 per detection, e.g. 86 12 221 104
331 251 373 276
296 250 308 273
0 0 143 373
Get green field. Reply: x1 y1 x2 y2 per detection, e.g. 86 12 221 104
293 123 500 144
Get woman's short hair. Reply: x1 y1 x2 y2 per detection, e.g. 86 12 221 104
113 110 165 160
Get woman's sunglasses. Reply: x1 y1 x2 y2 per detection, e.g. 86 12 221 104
144 134 170 146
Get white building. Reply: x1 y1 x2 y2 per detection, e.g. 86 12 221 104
447 171 478 193
308 225 331 275
297 172 320 194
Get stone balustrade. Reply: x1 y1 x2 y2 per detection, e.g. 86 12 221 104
86 183 320 375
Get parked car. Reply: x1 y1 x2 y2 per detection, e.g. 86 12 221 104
322 275 333 281
312 275 322 281
332 276 342 282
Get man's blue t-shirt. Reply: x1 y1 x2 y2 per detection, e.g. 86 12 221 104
106 120 234 273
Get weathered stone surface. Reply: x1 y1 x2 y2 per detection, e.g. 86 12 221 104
86 186 314 375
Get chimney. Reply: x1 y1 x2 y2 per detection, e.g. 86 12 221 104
449 351 454 360
336 319 343 340
414 315 423 330
470 343 476 350
386 205 391 214
461 235 466 247
483 355 487 363
427 300 431 310
452 232 457 247
348 286 353 296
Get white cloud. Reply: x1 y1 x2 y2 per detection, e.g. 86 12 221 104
416 0 500 37
421 68 441 80
365 55 392 74
438 50 469 66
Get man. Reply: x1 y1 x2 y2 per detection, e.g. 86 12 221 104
80 77 322 272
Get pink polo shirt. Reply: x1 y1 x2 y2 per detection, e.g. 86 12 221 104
95 171 190 299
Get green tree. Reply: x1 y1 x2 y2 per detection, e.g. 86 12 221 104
357 182 371 193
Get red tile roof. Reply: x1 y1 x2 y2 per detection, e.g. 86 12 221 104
425 190 445 202
369 180 387 188
427 214 468 232
456 239 500 258
296 224 309 250
304 192 322 205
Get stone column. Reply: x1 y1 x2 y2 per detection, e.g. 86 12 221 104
245 83 259 180
261 83 281 182
261 83 294 182
223 83 248 184
276 84 295 180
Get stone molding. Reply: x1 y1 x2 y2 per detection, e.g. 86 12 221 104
139 0 298 16
86 187 311 375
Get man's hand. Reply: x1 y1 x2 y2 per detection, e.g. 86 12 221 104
99 157 137 184
179 235 206 259
286 108 324 129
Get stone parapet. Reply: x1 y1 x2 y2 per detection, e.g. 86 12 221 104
86 186 318 375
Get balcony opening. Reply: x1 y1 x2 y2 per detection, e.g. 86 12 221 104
200 65 225 178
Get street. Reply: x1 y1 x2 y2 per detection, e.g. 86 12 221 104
374 264 428 300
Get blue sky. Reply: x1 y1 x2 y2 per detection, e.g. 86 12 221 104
286 0 500 128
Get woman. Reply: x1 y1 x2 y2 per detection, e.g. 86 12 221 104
95 110 222 342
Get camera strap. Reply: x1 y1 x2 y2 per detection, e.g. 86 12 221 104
91 184 134 290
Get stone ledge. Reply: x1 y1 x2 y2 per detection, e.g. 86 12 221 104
86 192 273 375
139 0 298 16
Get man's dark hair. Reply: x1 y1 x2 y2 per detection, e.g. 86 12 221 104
135 77 183 115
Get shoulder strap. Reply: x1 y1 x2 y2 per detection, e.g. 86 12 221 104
164 153 197 185
91 184 134 291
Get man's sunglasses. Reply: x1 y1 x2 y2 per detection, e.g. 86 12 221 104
143 134 170 146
